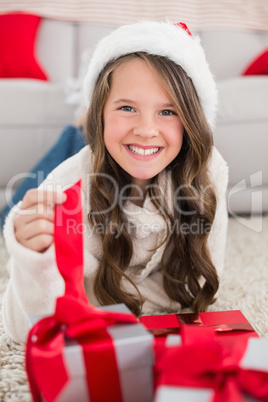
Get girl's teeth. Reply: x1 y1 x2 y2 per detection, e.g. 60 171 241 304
128 145 159 156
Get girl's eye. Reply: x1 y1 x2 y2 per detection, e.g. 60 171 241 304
119 106 135 112
160 109 177 116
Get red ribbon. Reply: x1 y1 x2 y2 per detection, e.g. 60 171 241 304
155 326 268 402
26 180 138 402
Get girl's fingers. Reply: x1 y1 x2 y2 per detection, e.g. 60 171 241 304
14 189 67 252
20 189 67 211
15 219 54 250
14 189 66 232
14 202 55 235
18 218 54 241
22 233 54 253
14 206 55 227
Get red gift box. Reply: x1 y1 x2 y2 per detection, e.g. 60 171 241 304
140 310 259 356
26 181 154 402
153 326 268 401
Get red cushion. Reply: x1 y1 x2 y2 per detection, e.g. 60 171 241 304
242 48 268 76
0 13 49 80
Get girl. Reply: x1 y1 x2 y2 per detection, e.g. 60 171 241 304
2 21 228 343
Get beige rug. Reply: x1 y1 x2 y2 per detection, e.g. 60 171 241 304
0 216 267 401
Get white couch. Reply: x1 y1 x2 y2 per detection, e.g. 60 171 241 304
0 19 268 216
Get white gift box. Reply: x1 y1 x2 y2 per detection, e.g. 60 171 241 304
154 335 268 402
29 304 154 402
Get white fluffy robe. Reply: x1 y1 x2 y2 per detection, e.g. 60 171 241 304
2 145 228 343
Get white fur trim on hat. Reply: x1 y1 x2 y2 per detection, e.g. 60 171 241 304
83 20 217 130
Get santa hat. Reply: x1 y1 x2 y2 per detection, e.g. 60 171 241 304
83 20 217 130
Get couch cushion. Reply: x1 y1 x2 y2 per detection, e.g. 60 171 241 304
76 23 117 75
0 79 75 125
0 13 48 81
37 19 76 83
216 76 268 123
201 30 268 80
214 77 268 202
0 80 76 189
242 48 268 75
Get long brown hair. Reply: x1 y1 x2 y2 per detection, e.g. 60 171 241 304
85 52 218 316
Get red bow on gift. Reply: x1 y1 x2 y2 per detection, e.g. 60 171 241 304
26 181 138 402
155 326 268 402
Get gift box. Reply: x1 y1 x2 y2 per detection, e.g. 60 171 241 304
28 304 154 402
153 326 268 401
26 181 154 402
140 310 259 355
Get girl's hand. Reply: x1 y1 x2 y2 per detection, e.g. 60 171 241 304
14 189 67 253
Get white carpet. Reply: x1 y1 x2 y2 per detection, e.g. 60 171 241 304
0 216 267 401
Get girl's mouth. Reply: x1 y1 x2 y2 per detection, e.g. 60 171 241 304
127 144 161 156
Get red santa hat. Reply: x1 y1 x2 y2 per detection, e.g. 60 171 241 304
83 20 217 130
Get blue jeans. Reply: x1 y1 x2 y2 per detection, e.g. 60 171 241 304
1 125 86 231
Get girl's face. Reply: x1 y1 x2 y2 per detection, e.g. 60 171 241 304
103 58 184 190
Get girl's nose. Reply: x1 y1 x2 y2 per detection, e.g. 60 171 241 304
133 115 159 138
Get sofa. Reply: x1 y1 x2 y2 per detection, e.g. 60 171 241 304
0 17 268 217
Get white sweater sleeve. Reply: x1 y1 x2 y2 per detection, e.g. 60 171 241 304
2 146 89 343
208 147 229 278
2 207 64 343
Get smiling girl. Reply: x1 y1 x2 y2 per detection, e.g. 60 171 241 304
2 21 228 342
